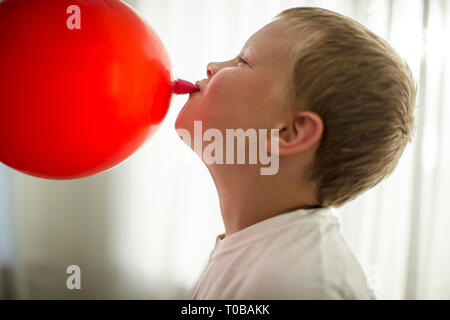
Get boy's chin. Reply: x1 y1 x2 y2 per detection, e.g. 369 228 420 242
174 108 188 130
174 116 193 143
174 114 191 133
174 116 182 131
174 98 197 130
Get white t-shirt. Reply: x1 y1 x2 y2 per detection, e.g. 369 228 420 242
190 207 376 299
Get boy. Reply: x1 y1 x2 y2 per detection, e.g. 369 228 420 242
175 7 416 299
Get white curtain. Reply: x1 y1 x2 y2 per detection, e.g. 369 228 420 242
1 0 449 299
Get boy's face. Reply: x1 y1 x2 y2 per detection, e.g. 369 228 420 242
175 19 296 136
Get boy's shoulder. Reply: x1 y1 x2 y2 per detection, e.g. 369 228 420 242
215 208 375 299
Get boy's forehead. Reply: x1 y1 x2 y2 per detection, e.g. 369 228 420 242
243 20 297 67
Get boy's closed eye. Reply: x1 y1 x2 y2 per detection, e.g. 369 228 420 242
237 56 249 66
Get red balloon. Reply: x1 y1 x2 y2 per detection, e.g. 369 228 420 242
0 0 173 179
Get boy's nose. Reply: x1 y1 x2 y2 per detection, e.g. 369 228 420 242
207 63 216 79
207 59 236 78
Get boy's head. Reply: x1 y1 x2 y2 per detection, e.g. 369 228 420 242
176 7 416 209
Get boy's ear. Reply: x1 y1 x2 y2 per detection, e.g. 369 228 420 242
269 111 323 156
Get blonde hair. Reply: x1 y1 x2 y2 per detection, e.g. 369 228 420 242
275 7 417 208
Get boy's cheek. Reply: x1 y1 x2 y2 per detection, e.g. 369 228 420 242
195 70 269 130
206 68 245 99
196 100 233 131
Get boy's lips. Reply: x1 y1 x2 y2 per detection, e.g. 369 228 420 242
189 90 201 97
195 79 209 92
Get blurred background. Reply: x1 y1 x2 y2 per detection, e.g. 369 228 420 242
1 0 449 299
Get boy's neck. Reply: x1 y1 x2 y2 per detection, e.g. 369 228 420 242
209 165 320 238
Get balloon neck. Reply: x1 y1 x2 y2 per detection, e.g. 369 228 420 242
172 78 199 94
